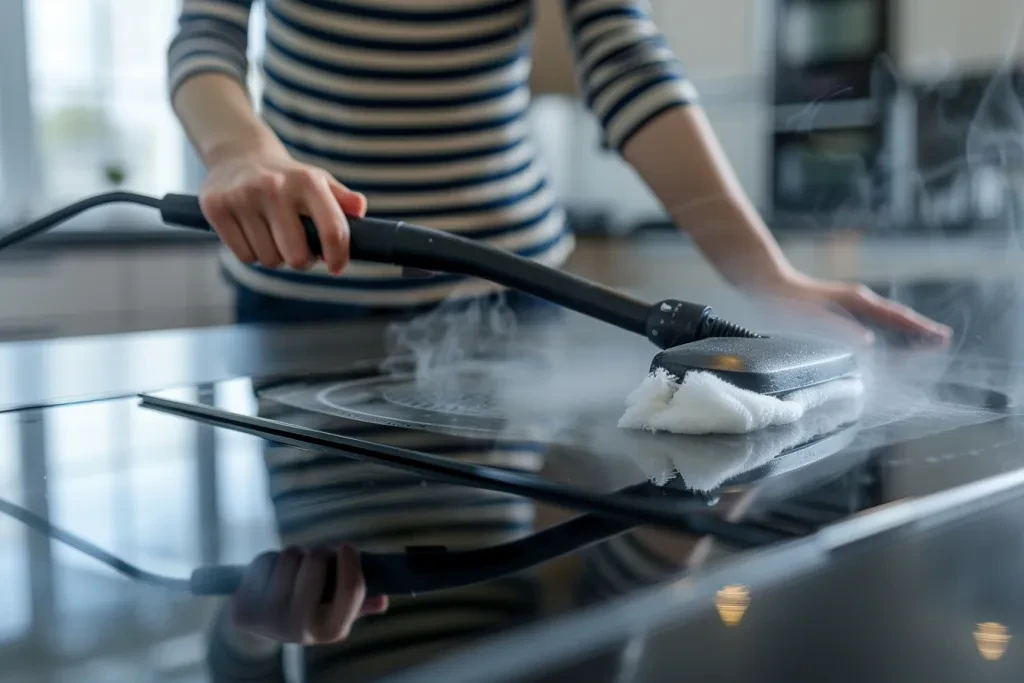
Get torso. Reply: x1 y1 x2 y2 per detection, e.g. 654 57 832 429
225 0 574 308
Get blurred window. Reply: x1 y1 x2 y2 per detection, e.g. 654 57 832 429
24 0 186 206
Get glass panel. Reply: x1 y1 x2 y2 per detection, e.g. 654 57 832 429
25 0 186 206
0 409 31 645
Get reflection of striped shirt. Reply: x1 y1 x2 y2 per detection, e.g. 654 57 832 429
203 390 684 682
167 0 696 308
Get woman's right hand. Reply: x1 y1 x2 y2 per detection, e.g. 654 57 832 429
199 148 367 275
230 545 388 645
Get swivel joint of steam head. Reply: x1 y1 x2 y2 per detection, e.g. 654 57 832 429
645 299 762 350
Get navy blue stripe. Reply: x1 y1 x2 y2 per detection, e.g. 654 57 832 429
268 2 526 52
179 13 248 37
582 35 668 80
263 60 526 108
279 127 528 165
612 99 690 151
367 177 547 219
243 227 568 291
585 60 684 109
571 7 649 52
600 74 685 128
280 496 529 534
264 33 528 80
285 0 526 23
261 93 526 137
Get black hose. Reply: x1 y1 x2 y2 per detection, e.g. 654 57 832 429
0 191 161 252
0 496 190 591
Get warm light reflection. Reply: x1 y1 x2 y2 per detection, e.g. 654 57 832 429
974 622 1011 661
711 355 745 371
715 585 750 627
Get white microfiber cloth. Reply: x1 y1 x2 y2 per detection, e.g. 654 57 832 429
619 368 865 435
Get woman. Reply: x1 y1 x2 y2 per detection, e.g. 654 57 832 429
168 1 951 680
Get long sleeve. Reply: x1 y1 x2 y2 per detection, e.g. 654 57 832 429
560 0 698 151
167 0 255 101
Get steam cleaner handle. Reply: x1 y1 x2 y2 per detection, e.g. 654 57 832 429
191 557 349 604
158 192 654 337
159 193 400 264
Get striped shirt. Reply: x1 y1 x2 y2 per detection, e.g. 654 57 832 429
167 0 696 308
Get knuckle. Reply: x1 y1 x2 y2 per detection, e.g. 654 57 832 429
287 166 320 187
256 172 285 196
851 284 873 299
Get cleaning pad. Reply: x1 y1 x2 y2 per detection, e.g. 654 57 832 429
619 368 865 435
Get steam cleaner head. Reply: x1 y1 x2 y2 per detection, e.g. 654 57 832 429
652 336 859 397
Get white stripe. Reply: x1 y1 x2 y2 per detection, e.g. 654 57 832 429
274 0 528 42
575 15 657 52
396 184 558 230
587 45 677 92
287 140 536 184
181 0 252 27
262 106 529 154
267 12 526 69
592 66 670 120
604 79 696 148
263 78 530 126
360 162 543 212
221 233 574 306
262 47 531 98
169 35 248 68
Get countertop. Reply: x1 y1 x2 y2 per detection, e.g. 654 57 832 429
4 272 1024 682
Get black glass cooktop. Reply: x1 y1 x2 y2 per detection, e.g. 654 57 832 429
140 339 1023 544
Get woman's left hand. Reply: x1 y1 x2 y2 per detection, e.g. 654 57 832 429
766 271 953 347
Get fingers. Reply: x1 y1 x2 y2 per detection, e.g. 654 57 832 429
231 550 279 631
287 547 329 641
304 176 352 275
313 545 368 643
839 285 953 345
329 181 367 218
265 546 303 622
198 195 257 264
234 199 283 269
201 160 363 273
262 178 313 270
229 545 384 645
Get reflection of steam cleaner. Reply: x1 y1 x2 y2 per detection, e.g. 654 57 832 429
0 191 862 603
1 191 859 395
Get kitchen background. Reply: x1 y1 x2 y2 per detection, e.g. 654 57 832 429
0 0 1023 341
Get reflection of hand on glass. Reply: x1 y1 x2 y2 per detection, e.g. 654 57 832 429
230 545 387 645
